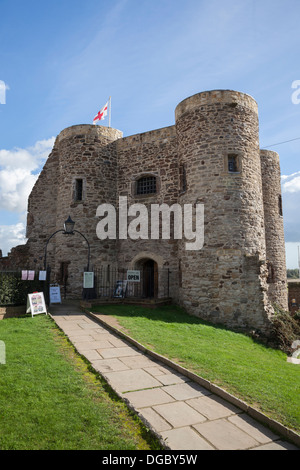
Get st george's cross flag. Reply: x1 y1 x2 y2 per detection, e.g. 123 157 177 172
93 102 108 124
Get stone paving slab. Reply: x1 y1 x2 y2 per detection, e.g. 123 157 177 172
186 395 240 420
228 414 279 444
193 418 260 450
160 427 215 450
104 369 163 393
161 382 211 400
153 401 207 428
251 440 299 450
139 407 173 432
124 388 175 408
49 302 300 451
92 358 131 372
98 346 141 359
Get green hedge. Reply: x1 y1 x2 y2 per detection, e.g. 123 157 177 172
0 273 47 306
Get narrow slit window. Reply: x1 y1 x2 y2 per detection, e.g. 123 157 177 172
75 179 83 201
136 176 157 195
180 163 187 192
267 262 275 284
228 154 239 173
278 194 283 216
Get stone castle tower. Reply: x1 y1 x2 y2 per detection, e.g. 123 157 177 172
1 89 288 335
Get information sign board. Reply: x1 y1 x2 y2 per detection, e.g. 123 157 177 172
26 292 47 317
49 285 61 304
83 272 94 289
126 270 141 282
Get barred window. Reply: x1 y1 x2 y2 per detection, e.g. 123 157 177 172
136 176 157 195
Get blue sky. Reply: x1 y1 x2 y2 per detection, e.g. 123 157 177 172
0 0 299 268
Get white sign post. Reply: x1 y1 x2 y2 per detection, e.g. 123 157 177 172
26 292 47 317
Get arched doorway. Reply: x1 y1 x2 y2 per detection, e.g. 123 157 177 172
142 259 158 298
130 252 163 299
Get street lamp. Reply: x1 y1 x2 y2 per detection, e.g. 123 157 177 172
64 215 75 234
44 216 91 271
43 216 94 300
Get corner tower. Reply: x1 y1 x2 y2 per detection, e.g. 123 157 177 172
51 124 122 295
260 149 288 310
175 90 272 334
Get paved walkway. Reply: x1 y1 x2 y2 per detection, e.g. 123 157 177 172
49 301 299 451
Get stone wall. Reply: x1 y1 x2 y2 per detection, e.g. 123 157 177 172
0 305 26 320
26 141 60 269
115 126 180 300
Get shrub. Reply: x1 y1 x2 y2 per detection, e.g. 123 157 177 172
0 272 46 306
271 306 300 355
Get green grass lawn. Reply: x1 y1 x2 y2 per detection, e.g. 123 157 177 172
0 315 162 450
91 304 300 433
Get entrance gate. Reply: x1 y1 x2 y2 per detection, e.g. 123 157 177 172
94 263 170 300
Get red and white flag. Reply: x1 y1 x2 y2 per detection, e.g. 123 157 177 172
93 102 108 124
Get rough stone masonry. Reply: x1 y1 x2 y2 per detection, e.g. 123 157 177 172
0 89 288 335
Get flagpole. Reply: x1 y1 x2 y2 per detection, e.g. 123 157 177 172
108 96 111 127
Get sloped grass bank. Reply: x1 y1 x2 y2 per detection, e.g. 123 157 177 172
91 304 300 433
0 315 161 450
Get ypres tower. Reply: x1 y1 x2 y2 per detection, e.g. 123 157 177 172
1 89 288 336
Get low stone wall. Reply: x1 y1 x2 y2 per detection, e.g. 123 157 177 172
80 297 172 310
0 305 26 320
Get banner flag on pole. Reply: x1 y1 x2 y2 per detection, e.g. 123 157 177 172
93 101 108 125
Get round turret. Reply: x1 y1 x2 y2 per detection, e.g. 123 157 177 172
53 125 122 295
175 90 271 332
260 149 288 310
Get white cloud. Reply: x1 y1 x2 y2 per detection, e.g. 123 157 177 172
0 138 55 256
281 172 300 247
0 137 55 214
285 242 300 270
0 137 55 171
0 223 27 257
282 171 300 193
0 169 39 213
